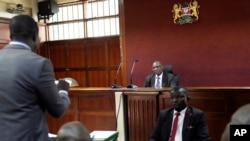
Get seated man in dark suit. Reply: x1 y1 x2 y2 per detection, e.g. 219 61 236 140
144 61 179 88
57 121 92 141
150 86 211 141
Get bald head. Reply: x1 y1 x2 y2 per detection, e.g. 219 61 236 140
221 104 250 141
57 121 92 141
152 61 164 75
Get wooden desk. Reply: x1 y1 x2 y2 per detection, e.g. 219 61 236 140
47 87 119 134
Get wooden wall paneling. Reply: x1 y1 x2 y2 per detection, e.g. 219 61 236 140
68 71 86 87
86 39 107 67
49 43 67 68
88 70 107 87
124 92 159 141
228 92 250 113
158 92 172 111
54 71 67 80
47 93 79 134
68 42 86 68
47 88 117 134
108 36 121 66
78 91 117 132
86 39 108 86
42 36 121 87
108 37 123 86
183 91 228 141
38 43 48 57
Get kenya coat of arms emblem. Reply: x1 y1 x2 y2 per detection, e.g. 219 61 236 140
172 0 200 25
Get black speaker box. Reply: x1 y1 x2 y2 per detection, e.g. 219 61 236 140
38 0 59 16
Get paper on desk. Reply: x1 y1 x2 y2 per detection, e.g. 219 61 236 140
90 130 118 139
48 133 57 138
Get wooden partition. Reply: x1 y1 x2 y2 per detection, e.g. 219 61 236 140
123 87 250 141
47 87 118 134
123 91 159 141
39 36 122 87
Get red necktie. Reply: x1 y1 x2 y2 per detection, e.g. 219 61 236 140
170 112 180 141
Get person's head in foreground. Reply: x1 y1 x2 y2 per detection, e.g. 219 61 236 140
221 104 250 141
170 86 190 112
57 121 92 141
9 14 40 52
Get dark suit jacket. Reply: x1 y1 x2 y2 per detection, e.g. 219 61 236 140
0 44 70 141
144 71 179 87
150 107 211 141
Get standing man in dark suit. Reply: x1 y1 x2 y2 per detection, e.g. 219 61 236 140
150 86 211 141
144 61 179 88
0 15 70 141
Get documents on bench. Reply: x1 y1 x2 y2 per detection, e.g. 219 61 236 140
90 130 118 141
48 133 57 138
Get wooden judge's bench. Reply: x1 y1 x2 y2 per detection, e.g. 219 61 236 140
47 87 250 141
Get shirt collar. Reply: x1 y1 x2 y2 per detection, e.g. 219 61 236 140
9 41 31 51
174 107 187 115
156 72 163 79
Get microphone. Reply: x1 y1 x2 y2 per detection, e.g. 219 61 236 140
127 59 138 88
111 62 122 88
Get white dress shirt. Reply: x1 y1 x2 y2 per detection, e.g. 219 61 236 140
155 73 163 88
172 108 187 141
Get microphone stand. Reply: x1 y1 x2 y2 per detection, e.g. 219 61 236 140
111 62 122 88
127 60 138 88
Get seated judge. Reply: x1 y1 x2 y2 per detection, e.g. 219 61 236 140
150 86 211 141
57 121 92 141
144 61 179 88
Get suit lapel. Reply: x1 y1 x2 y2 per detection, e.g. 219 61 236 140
151 74 156 87
166 110 174 134
182 107 193 141
162 72 168 87
161 109 174 141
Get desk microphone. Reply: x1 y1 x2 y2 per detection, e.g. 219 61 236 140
111 62 122 88
127 59 138 88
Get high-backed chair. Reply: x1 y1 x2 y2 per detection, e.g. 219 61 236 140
163 64 174 74
163 65 180 86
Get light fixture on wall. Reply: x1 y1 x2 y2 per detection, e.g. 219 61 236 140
6 3 27 14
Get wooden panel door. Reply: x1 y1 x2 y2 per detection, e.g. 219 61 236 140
47 93 79 134
40 36 121 87
124 92 158 141
78 91 117 132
